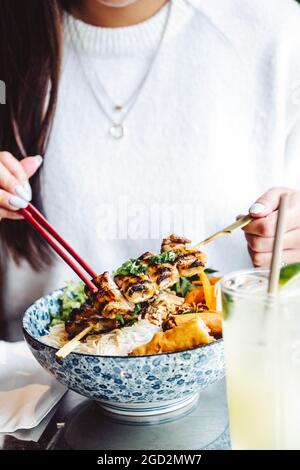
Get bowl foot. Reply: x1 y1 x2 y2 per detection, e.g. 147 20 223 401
95 392 199 425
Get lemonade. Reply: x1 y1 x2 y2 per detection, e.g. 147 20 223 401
221 268 300 450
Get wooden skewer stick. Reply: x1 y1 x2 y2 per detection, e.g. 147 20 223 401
190 214 253 250
55 325 93 360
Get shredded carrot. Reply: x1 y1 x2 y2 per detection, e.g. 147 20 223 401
193 276 221 286
185 287 205 305
199 271 214 310
210 289 217 311
186 273 221 310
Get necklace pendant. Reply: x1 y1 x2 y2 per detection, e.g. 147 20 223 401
115 105 123 111
109 124 125 139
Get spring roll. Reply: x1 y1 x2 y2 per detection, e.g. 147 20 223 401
172 312 222 338
130 317 214 356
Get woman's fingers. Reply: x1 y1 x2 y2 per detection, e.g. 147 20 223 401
247 246 271 267
0 152 43 197
243 211 278 236
245 229 300 253
246 188 300 235
20 155 43 179
0 188 29 211
0 151 33 199
0 208 24 220
248 246 300 267
243 188 300 267
0 151 28 182
246 227 300 266
248 187 294 218
244 207 300 237
282 250 300 264
0 152 43 220
0 160 30 199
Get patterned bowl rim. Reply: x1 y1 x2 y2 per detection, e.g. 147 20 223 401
22 288 223 360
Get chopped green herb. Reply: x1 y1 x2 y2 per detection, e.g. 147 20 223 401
50 280 88 326
150 250 177 265
115 314 125 325
204 268 219 276
133 304 142 316
171 277 193 297
114 259 147 276
186 274 200 282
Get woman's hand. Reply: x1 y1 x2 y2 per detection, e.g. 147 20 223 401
243 187 300 267
0 152 43 220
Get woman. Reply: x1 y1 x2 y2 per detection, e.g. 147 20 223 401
1 0 300 323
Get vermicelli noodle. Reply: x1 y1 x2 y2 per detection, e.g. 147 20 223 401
42 319 161 356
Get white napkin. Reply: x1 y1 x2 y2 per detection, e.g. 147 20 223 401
0 341 66 433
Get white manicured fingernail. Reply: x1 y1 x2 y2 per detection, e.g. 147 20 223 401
33 155 43 166
249 203 265 214
15 181 32 201
9 195 29 209
22 181 32 200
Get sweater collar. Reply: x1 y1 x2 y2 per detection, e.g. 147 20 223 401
64 0 193 57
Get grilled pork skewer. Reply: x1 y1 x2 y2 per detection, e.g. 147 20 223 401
66 272 134 338
64 234 207 341
161 234 207 277
65 307 118 338
161 234 191 253
114 272 157 303
138 251 180 290
176 249 207 277
92 272 134 318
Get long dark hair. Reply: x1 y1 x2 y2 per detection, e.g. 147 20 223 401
0 0 70 270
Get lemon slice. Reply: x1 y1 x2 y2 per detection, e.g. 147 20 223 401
279 263 300 291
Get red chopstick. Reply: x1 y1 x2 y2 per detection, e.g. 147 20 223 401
26 204 97 278
20 204 98 293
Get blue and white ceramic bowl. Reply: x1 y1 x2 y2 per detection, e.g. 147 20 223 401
23 289 225 417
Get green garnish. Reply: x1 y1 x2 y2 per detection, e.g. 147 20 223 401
204 268 219 276
50 280 88 326
222 292 234 320
114 259 147 276
279 263 300 288
171 277 193 297
50 318 64 326
150 250 177 265
115 314 125 325
182 309 202 314
119 305 142 326
133 304 142 316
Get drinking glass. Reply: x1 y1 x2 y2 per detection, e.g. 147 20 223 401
221 268 300 450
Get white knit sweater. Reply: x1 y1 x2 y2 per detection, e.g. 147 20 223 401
2 0 300 320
